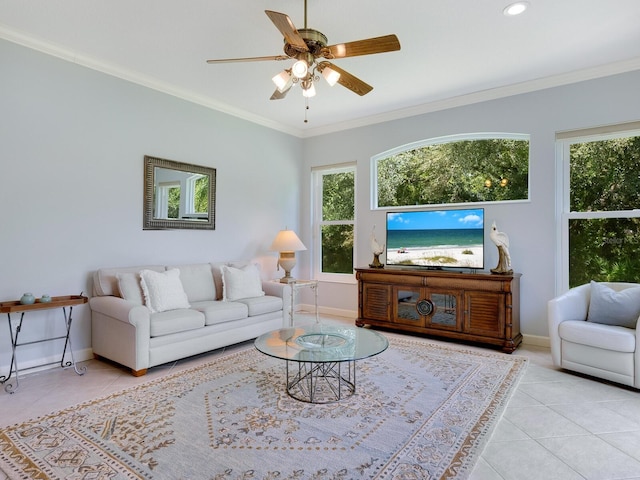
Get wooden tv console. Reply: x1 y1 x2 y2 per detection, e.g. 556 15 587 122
355 267 521 353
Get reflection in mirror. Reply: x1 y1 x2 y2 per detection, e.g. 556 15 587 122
143 156 216 230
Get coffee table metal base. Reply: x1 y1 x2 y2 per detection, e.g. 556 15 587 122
286 360 355 404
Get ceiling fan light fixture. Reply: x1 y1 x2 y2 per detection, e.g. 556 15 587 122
302 82 316 98
321 66 340 86
291 60 308 79
272 69 292 91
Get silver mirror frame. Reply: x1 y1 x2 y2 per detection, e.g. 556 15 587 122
143 155 216 230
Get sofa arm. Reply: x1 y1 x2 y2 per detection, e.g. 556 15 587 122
89 296 150 327
547 283 591 366
262 281 292 326
89 296 151 373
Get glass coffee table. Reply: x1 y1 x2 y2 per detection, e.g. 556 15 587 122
254 324 388 404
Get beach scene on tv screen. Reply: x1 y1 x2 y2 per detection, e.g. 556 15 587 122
386 209 484 268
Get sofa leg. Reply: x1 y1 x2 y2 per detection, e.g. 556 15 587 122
131 368 147 377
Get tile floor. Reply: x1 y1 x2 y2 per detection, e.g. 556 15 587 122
1 314 640 479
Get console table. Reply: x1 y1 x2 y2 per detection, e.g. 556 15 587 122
0 295 88 393
355 268 521 352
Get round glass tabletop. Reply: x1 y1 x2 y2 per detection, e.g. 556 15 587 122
254 324 389 363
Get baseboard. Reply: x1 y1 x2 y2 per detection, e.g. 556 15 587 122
522 334 550 348
0 347 94 378
296 304 357 321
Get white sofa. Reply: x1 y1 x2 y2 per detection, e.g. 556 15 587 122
90 262 289 376
548 281 640 388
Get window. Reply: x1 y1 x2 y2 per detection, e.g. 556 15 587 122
312 165 356 281
373 133 529 209
557 122 640 290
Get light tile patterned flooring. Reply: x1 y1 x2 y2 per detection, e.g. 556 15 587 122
1 314 640 479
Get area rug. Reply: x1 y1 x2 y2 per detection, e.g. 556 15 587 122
0 335 527 479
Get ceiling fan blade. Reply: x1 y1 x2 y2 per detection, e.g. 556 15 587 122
321 62 373 96
265 10 309 52
323 34 400 59
206 55 289 64
270 85 293 100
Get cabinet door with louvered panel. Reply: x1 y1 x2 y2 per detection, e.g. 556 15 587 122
464 291 506 338
362 283 392 321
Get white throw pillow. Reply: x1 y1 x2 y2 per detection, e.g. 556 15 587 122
139 268 190 313
587 281 640 329
116 272 144 305
221 264 265 301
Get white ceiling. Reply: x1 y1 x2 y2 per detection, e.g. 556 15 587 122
2 0 640 137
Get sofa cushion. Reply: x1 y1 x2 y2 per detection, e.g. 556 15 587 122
221 264 265 301
94 265 164 297
150 309 205 337
559 320 636 353
169 263 216 303
235 295 283 317
116 272 144 304
190 300 249 325
140 268 191 313
587 281 640 329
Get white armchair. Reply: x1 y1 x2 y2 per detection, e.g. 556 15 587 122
548 282 640 388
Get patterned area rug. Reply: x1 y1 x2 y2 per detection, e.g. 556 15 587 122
0 335 527 479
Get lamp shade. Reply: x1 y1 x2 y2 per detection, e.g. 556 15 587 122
270 230 307 252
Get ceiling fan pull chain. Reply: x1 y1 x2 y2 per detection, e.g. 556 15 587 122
304 98 310 123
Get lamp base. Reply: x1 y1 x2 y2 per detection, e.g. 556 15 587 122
278 252 297 284
279 274 296 284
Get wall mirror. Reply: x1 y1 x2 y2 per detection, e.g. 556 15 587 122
143 155 216 230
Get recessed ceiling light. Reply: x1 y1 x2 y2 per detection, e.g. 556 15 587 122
503 1 529 16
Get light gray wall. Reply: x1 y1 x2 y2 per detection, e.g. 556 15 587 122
0 39 303 369
2 36 640 371
301 70 640 339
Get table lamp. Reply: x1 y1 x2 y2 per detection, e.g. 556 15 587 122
270 229 307 283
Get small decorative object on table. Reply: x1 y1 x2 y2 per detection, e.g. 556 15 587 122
369 225 385 268
20 293 35 305
39 294 52 303
490 221 513 274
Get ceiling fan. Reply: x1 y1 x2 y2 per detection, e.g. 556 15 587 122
206 0 401 103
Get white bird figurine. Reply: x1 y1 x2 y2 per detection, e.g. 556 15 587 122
370 225 385 256
369 225 385 268
490 221 512 273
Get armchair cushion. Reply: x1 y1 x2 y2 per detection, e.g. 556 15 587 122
559 320 636 352
586 280 640 329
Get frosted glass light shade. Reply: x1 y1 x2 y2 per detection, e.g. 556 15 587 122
291 60 308 79
302 82 316 98
322 66 340 86
272 70 291 91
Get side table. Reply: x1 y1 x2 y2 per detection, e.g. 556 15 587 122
0 295 88 393
270 280 319 326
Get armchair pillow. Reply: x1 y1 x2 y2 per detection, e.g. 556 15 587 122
139 268 190 313
221 264 265 301
586 280 640 329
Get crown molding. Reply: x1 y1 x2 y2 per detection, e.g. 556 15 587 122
3 25 639 139
300 57 640 138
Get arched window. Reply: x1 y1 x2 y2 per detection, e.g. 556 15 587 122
372 133 530 209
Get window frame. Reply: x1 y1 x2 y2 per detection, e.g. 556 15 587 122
312 163 357 284
371 132 531 210
555 123 640 294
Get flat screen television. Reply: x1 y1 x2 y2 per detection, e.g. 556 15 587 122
385 208 485 269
